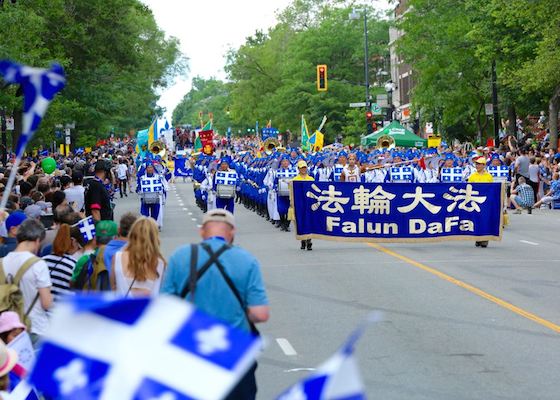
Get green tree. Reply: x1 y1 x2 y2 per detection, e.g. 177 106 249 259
0 0 187 149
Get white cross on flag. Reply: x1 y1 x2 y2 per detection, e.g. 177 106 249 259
141 177 163 193
215 171 238 186
488 166 509 182
440 168 464 182
29 295 263 400
277 169 297 179
390 167 413 182
76 217 96 243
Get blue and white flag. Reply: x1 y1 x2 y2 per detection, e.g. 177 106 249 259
215 171 238 186
277 168 298 179
390 166 413 182
276 314 381 400
440 167 464 182
488 166 509 182
7 380 40 400
0 61 65 157
141 177 163 193
74 217 96 243
29 295 263 400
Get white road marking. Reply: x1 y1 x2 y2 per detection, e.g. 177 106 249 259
520 240 539 246
191 218 197 221
276 338 297 356
196 224 202 228
284 368 316 373
188 212 193 215
182 208 188 211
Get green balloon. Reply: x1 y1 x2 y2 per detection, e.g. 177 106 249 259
41 157 57 174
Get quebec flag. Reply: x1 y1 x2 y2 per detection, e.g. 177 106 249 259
276 315 380 400
0 61 65 157
29 295 262 400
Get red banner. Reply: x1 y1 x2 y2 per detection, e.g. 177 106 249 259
199 130 214 155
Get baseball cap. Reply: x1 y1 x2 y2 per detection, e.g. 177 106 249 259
0 311 26 334
5 211 27 231
24 204 43 219
297 160 308 169
95 220 118 239
475 156 487 164
202 209 236 228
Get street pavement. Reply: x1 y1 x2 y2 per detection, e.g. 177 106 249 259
114 181 560 400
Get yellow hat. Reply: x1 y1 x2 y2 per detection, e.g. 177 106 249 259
297 160 308 169
474 156 487 164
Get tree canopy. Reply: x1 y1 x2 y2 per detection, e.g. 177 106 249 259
174 0 390 145
0 0 187 148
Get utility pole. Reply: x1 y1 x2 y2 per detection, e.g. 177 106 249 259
491 60 500 143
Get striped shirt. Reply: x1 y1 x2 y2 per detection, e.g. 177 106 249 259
42 254 77 301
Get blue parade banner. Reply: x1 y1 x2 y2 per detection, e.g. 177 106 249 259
291 182 504 243
174 157 192 177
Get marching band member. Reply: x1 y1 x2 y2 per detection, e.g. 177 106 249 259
439 154 464 183
213 156 238 214
137 162 164 229
385 153 415 183
314 158 332 182
340 153 362 182
274 156 298 231
462 152 479 181
264 159 281 227
329 151 347 182
364 157 387 183
292 160 314 250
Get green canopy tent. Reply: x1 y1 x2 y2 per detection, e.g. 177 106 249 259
361 121 427 148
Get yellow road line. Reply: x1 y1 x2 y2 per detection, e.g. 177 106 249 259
368 243 560 334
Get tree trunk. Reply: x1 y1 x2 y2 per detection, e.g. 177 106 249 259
549 85 560 150
507 104 516 136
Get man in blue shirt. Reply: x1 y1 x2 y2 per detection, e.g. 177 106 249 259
534 172 560 209
103 212 138 272
161 209 269 400
0 211 27 257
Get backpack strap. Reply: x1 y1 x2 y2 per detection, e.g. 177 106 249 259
14 257 41 286
0 259 5 284
199 243 260 336
180 243 230 299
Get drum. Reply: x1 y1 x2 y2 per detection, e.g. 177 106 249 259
216 184 235 199
278 179 290 196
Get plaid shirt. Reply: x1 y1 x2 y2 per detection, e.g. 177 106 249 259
516 183 534 206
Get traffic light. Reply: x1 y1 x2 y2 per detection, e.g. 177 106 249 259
317 65 328 91
366 111 374 134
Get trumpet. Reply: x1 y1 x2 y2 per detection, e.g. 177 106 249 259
149 140 166 159
376 135 396 149
263 137 280 154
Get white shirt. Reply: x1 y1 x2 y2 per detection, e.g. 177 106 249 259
64 185 85 212
113 251 164 297
117 164 128 180
1 251 52 335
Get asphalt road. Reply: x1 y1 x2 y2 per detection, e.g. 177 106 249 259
114 181 560 400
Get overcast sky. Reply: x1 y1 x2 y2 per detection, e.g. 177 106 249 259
142 0 391 121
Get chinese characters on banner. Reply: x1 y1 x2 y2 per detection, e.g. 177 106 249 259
291 182 504 242
199 130 214 155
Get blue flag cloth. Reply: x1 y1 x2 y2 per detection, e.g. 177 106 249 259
0 61 66 157
74 217 96 243
276 315 380 400
29 295 262 400
8 380 40 400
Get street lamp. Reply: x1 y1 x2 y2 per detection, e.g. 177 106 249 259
349 8 370 107
384 80 396 122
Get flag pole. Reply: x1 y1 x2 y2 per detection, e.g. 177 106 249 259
0 151 23 211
